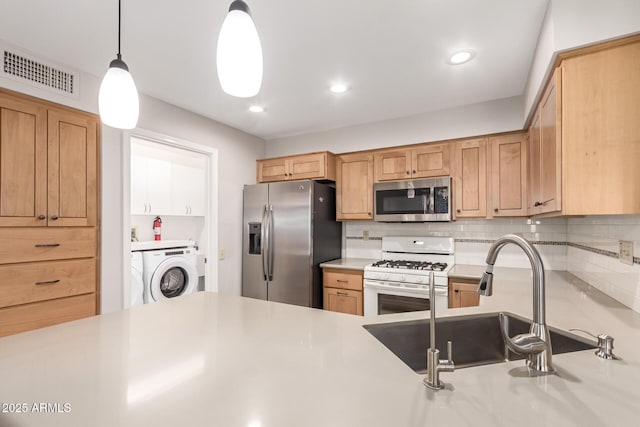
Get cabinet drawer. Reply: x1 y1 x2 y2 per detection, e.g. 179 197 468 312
0 228 96 264
0 259 96 308
323 268 363 291
323 287 363 316
0 293 96 337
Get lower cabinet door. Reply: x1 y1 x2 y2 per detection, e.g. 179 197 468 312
324 287 363 316
0 293 96 337
448 279 481 308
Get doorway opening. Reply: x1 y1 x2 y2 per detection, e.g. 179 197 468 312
122 129 218 309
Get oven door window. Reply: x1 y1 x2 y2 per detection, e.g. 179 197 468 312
378 293 430 315
376 188 432 215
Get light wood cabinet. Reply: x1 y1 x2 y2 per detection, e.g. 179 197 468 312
374 143 449 182
47 108 98 227
448 278 480 308
558 40 640 215
451 138 488 218
528 68 562 215
489 133 528 217
0 94 97 227
257 152 336 183
526 38 640 216
322 268 363 316
0 94 47 227
0 89 99 337
336 153 374 220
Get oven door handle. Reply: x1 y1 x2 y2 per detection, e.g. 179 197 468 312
363 280 448 295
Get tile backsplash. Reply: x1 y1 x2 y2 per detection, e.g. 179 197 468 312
566 216 640 313
343 215 640 313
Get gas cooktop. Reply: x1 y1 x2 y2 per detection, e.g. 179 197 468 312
370 260 449 271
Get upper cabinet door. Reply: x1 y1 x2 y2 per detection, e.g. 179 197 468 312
412 143 450 178
528 68 562 216
47 109 98 227
489 133 528 217
288 153 327 180
374 149 411 181
0 95 47 227
257 157 288 182
452 138 487 218
336 153 374 220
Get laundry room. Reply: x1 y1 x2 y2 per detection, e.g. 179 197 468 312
129 135 211 306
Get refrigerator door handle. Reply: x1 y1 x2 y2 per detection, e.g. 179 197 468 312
267 205 274 281
261 204 269 281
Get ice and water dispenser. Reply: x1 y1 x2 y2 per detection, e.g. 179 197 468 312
248 223 261 254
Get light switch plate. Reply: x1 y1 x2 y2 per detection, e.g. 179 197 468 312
619 240 633 265
130 226 138 242
363 230 369 240
218 248 225 260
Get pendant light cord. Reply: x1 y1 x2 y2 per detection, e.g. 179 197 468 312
117 0 122 60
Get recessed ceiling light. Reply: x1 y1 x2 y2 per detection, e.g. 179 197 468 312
448 50 475 65
249 105 264 113
330 83 348 94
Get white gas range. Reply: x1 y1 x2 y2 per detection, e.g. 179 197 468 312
363 236 454 316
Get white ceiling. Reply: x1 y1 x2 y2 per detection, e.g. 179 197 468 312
0 0 549 140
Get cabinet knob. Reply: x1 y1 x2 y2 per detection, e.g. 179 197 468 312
456 209 461 213
38 215 46 220
412 170 416 174
454 289 459 293
406 171 410 175
368 212 372 216
51 215 59 220
494 208 499 213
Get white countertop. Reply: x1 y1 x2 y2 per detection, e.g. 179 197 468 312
319 257 378 270
0 268 639 426
448 263 486 279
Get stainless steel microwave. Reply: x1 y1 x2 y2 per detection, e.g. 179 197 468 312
374 177 452 222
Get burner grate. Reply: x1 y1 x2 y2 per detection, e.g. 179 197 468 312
371 260 448 271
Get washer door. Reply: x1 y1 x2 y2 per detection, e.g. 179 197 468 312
149 257 198 302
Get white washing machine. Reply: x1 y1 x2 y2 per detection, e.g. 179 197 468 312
139 241 198 304
130 251 144 307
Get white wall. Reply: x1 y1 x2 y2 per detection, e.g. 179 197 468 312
1 63 266 314
112 94 265 310
265 96 523 156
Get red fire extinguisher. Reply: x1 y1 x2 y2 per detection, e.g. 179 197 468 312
153 216 162 240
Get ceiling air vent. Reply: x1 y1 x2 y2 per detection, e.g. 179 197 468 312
1 46 79 98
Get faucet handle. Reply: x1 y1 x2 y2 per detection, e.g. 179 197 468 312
439 340 455 372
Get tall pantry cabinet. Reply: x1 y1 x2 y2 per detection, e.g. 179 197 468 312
0 89 99 337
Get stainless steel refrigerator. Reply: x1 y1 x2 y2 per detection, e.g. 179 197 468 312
242 180 342 308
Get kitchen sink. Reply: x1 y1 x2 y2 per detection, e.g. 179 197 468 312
363 312 596 373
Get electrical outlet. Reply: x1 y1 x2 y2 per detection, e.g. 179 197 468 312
363 230 369 240
619 240 633 265
218 248 225 260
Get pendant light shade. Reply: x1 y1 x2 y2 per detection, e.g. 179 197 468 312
99 0 139 129
217 0 263 98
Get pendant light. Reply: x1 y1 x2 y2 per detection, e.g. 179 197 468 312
216 0 263 98
99 0 139 129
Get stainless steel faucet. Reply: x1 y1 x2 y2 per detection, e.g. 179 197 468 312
478 234 554 374
424 271 455 389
